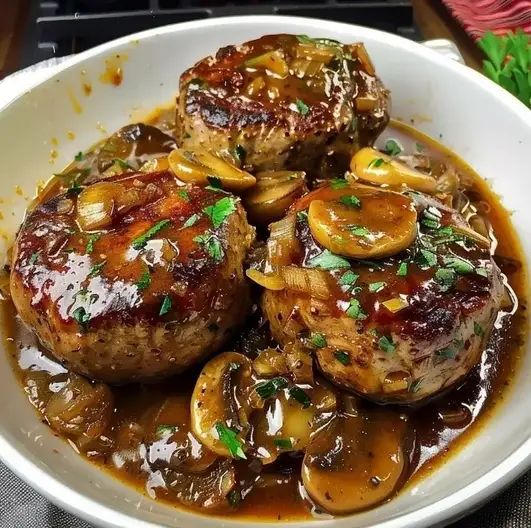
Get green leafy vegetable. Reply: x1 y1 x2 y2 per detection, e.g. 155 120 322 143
334 350 351 366
295 98 310 115
378 335 395 354
346 298 367 320
135 269 151 290
478 30 530 108
288 386 311 408
307 249 350 270
203 197 237 228
310 333 327 348
159 295 172 316
85 233 101 254
274 438 293 449
369 281 386 293
182 213 200 229
215 422 246 459
256 377 288 399
383 139 401 156
194 232 224 262
340 195 361 208
132 219 172 250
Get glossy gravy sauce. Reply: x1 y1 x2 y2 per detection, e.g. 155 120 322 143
1 112 527 521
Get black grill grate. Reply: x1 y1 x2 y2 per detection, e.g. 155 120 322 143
21 0 418 67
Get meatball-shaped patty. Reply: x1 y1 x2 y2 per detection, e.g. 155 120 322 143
10 170 255 383
176 34 389 176
260 185 504 404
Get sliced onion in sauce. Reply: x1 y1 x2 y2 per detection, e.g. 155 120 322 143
279 266 332 300
76 182 121 230
244 50 289 77
266 214 299 269
246 269 285 291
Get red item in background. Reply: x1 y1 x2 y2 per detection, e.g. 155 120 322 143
442 0 531 38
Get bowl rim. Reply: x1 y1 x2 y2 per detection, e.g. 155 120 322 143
0 14 530 528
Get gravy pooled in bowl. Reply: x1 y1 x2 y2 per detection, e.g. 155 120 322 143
1 34 527 521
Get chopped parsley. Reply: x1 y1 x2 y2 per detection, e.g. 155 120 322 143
378 335 396 353
334 350 351 366
233 145 246 164
350 225 370 237
474 322 484 336
307 250 350 270
207 176 222 189
296 210 308 222
112 158 133 170
85 233 101 254
135 269 151 290
194 232 224 262
383 139 401 156
444 255 474 275
418 249 438 268
156 424 177 437
203 196 237 228
434 268 456 291
72 306 90 331
415 142 425 152
274 438 293 449
330 178 349 190
74 151 85 161
295 98 310 115
29 252 40 265
340 195 361 208
227 490 241 508
421 207 442 230
88 260 106 278
215 422 246 459
476 267 489 277
288 386 311 408
409 378 423 393
339 270 359 286
310 333 327 348
256 377 288 399
369 281 386 293
346 298 367 320
178 189 190 201
159 295 172 316
132 219 172 250
368 157 385 169
396 261 408 276
182 213 200 229
436 343 459 359
66 182 83 197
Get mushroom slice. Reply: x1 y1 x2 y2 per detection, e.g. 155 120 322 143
351 147 438 193
252 348 289 378
147 395 218 474
307 186 417 259
191 352 253 459
165 458 236 509
244 171 306 225
168 148 256 191
302 408 411 514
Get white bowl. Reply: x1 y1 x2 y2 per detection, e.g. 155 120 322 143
0 15 529 528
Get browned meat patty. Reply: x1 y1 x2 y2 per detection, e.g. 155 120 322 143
10 170 255 383
176 34 389 177
261 185 505 404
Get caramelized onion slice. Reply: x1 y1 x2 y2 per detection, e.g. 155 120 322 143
308 186 417 259
246 269 285 291
266 214 299 269
191 352 253 459
302 409 411 514
168 148 256 191
244 171 305 225
351 147 438 193
77 182 121 230
244 49 289 77
279 266 332 300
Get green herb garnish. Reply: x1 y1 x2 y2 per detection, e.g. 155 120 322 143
72 306 90 331
396 261 408 277
178 189 190 201
369 281 386 293
233 145 246 164
474 322 484 336
339 270 359 286
194 232 224 262
436 343 458 359
274 438 293 449
228 490 241 508
383 139 401 156
297 210 308 222
156 424 177 437
135 269 151 290
368 157 385 169
434 267 456 291
295 98 310 115
203 196 237 228
88 260 106 278
85 233 101 254
29 252 40 265
476 267 489 277
182 213 200 229
378 335 396 353
288 387 311 408
350 225 370 237
346 298 367 320
418 249 438 268
74 151 85 161
112 158 133 170
307 250 350 270
256 377 288 399
334 350 351 366
132 219 172 250
215 422 246 459
409 378 423 393
330 178 349 190
159 295 172 316
310 333 327 348
444 255 474 275
340 195 361 208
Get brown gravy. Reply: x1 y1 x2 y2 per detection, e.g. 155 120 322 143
1 113 527 521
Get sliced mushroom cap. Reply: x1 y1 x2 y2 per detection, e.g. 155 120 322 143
165 458 236 510
147 395 218 474
244 171 306 225
302 408 411 514
191 352 253 459
307 186 417 259
168 148 256 191
351 147 438 193
44 373 113 443
97 123 175 174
